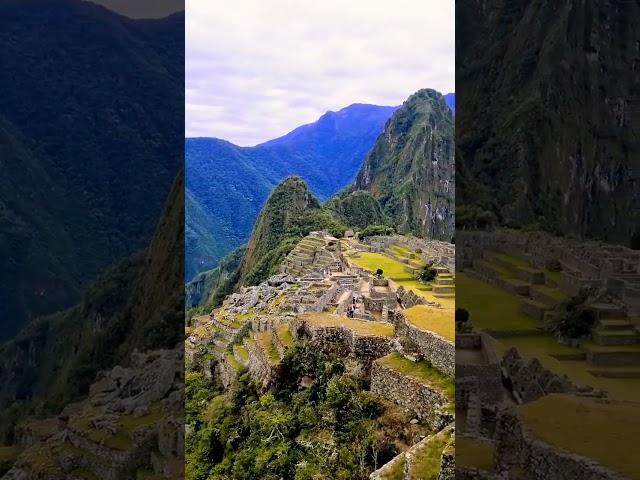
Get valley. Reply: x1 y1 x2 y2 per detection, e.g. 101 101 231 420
184 88 456 479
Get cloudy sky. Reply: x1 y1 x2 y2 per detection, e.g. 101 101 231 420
186 0 454 146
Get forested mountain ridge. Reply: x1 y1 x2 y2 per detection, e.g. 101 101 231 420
185 104 397 280
187 90 456 311
355 89 455 240
0 173 184 443
0 0 183 340
456 0 640 244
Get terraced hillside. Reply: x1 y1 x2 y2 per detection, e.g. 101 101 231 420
457 229 640 480
185 232 456 479
460 241 640 400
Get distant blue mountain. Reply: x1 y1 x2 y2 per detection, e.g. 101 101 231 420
444 92 455 112
185 103 397 280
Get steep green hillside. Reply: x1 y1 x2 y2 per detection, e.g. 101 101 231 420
457 0 640 243
0 174 184 441
0 0 183 340
185 104 397 279
238 177 345 286
186 246 246 310
186 188 235 280
355 89 455 240
326 190 390 229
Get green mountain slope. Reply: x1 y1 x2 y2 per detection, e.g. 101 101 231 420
0 0 183 340
185 104 397 280
355 89 455 240
0 174 184 441
457 0 640 243
237 177 345 286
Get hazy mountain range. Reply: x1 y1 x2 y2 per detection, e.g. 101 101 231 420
186 93 455 280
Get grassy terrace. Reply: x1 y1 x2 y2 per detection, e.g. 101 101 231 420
378 353 454 402
276 324 294 348
226 352 241 370
404 305 454 342
407 429 453 480
518 394 640 479
456 437 494 471
0 445 21 471
255 331 281 363
456 273 538 331
299 312 394 337
461 270 640 402
346 251 454 308
72 402 164 451
379 455 405 480
233 345 248 362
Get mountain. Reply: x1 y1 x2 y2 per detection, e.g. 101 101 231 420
185 104 397 280
0 0 184 341
0 173 184 442
187 177 352 310
355 89 455 240
456 0 640 244
237 177 345 286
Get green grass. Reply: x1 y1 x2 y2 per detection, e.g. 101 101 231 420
518 394 640 479
456 273 538 331
78 402 166 451
407 429 452 480
0 445 21 471
380 455 406 480
226 352 241 370
378 353 454 402
256 331 281 364
501 336 582 357
276 324 294 348
233 344 249 362
403 305 454 342
347 251 453 308
300 312 394 337
456 437 494 471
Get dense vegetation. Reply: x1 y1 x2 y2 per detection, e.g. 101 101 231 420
187 346 421 480
185 104 397 280
326 190 390 229
186 246 247 310
355 89 454 240
456 0 639 244
0 178 184 444
0 0 183 340
238 177 346 286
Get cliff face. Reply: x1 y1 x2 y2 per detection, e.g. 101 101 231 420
457 0 640 243
356 89 455 240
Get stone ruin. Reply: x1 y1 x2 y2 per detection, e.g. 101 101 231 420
186 231 457 480
3 348 183 480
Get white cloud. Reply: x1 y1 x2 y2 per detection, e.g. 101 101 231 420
186 0 454 146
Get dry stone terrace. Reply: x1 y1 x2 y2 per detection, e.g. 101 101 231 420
2 348 184 480
186 231 456 480
456 229 640 480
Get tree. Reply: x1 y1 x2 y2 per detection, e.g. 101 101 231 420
375 268 384 278
418 265 437 283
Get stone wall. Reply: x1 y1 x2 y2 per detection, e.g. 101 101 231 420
369 451 406 480
245 339 280 390
456 333 502 404
370 361 452 430
495 409 624 480
294 319 395 365
395 313 454 377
